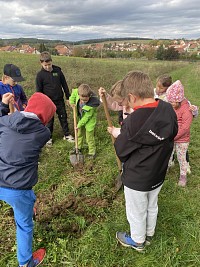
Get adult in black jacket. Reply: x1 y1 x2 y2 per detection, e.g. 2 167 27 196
114 71 178 251
36 51 74 145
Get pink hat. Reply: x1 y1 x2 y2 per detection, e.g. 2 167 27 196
166 80 184 102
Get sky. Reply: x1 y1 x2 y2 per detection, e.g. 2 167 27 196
0 0 200 42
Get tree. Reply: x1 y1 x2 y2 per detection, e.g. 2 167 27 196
72 47 85 57
164 47 180 60
144 48 156 60
39 43 47 52
156 45 165 60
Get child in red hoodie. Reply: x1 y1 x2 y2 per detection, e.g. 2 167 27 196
166 80 193 187
0 92 56 267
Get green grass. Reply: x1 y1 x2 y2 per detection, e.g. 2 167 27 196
0 53 199 266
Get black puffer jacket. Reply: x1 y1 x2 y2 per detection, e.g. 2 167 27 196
114 100 178 191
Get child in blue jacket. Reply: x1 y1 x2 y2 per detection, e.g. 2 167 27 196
0 64 28 111
0 92 56 267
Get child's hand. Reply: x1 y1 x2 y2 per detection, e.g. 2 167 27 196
2 93 14 105
66 100 70 106
22 104 27 109
107 126 115 134
70 103 76 108
98 87 107 97
189 104 198 112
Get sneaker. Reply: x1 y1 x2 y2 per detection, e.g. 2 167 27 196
145 235 153 245
116 232 145 252
19 248 46 267
63 135 75 143
46 138 52 146
187 163 191 174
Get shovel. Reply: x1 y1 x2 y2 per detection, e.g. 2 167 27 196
69 105 84 168
101 94 122 191
9 103 15 114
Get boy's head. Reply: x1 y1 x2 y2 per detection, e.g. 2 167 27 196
156 74 172 96
166 80 184 109
78 84 92 103
121 71 154 99
40 51 53 72
3 64 25 86
110 80 128 106
25 92 56 125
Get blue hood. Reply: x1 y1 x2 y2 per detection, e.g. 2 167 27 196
0 106 50 189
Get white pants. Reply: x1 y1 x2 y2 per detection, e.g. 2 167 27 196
124 184 163 243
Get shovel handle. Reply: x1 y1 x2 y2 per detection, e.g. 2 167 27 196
101 93 122 172
9 103 15 114
72 105 79 153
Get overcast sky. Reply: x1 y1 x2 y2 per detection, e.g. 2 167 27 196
0 0 199 41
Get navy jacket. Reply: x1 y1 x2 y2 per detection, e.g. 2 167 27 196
0 81 28 111
0 102 50 189
114 100 178 191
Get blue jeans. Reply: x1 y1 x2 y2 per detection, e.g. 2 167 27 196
0 188 36 265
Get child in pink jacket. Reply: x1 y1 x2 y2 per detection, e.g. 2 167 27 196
166 80 193 187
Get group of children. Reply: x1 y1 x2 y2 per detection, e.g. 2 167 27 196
0 53 198 266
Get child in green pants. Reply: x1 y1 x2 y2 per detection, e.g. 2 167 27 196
69 84 100 158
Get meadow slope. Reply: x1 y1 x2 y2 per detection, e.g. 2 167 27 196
0 53 199 267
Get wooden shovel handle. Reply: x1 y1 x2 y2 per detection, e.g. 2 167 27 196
9 103 15 114
72 105 79 153
101 94 122 172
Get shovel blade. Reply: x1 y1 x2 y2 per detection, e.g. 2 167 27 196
70 153 84 168
114 173 123 192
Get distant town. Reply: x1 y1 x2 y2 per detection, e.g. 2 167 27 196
1 38 200 60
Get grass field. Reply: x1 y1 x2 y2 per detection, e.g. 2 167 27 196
0 53 199 267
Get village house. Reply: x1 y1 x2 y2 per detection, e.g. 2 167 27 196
0 46 16 52
55 45 72 56
19 44 39 54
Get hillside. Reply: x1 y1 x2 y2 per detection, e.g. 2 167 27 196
0 53 199 267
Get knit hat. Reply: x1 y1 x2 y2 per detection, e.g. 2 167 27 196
25 92 56 125
166 80 184 103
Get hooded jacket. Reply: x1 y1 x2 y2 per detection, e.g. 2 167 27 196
0 81 27 111
69 88 100 131
36 65 70 101
0 93 56 190
114 100 178 191
173 99 193 143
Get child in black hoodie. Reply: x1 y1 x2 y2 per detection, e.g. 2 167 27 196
36 51 74 145
114 71 178 251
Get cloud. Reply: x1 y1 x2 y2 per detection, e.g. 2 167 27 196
0 0 199 41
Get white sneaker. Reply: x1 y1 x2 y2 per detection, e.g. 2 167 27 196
63 135 75 143
187 163 191 174
46 138 52 146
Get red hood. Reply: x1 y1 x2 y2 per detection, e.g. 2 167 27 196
25 92 56 125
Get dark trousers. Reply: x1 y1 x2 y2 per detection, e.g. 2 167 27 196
46 99 69 137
